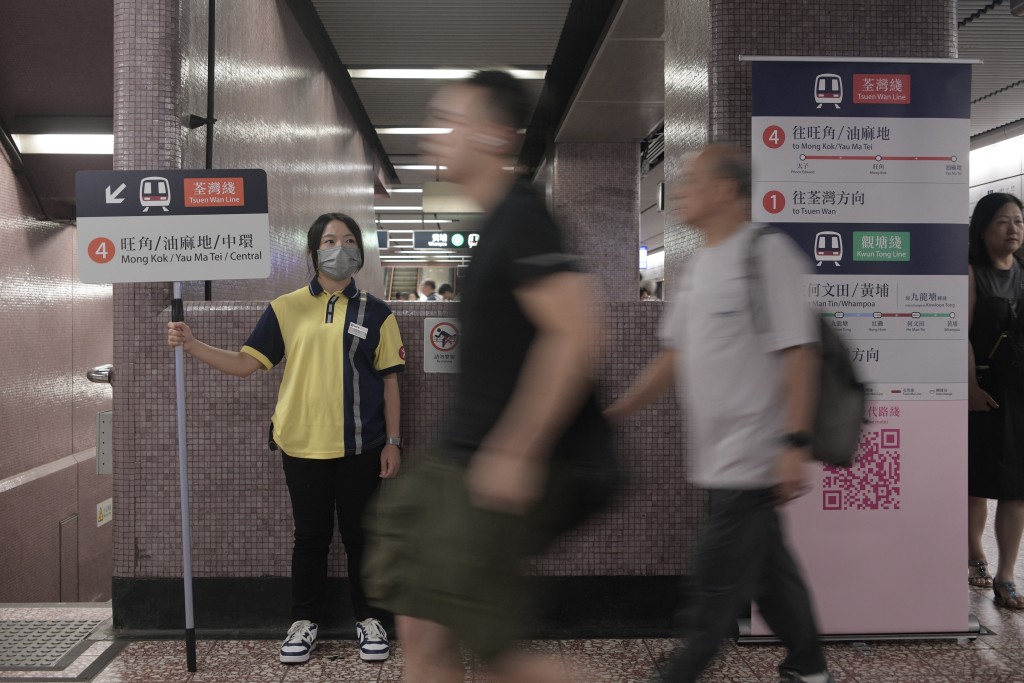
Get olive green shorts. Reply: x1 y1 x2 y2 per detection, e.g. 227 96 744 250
364 452 612 661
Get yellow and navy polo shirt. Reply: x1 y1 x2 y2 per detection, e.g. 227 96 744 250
240 277 405 459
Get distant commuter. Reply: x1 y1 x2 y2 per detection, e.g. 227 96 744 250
607 145 833 683
420 280 439 301
167 212 404 664
640 287 651 301
393 290 409 301
406 291 419 301
967 192 1024 609
365 70 616 683
438 283 456 300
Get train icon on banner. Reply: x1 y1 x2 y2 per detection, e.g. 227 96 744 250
140 176 171 212
815 230 843 266
815 73 843 109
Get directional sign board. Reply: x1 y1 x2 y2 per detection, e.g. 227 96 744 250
75 169 271 283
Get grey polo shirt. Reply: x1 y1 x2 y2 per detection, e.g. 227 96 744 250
660 224 817 489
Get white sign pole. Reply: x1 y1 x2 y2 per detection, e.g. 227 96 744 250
171 281 197 670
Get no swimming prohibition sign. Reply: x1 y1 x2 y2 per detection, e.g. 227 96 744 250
75 169 271 283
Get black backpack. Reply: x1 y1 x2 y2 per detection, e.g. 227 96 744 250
746 227 867 467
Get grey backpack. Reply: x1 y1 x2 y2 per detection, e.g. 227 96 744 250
746 227 867 467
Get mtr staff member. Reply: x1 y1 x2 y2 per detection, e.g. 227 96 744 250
167 212 405 665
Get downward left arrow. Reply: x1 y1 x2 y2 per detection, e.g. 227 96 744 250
106 183 126 204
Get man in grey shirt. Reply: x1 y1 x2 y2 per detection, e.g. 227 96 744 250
608 145 832 683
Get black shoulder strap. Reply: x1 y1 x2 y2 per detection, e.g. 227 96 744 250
745 226 777 338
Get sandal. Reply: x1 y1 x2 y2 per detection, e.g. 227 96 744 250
969 560 993 588
993 581 1024 610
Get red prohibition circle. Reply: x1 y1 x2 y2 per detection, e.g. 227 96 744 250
429 322 460 352
88 237 116 264
762 125 785 149
762 191 786 215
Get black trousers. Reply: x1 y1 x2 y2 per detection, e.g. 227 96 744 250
282 447 388 625
662 488 827 682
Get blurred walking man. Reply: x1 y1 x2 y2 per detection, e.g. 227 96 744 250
365 71 615 683
607 145 833 683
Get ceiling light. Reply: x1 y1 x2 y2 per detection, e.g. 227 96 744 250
394 164 448 170
374 206 424 211
392 188 424 193
349 68 546 80
376 219 453 224
377 127 452 135
11 133 113 155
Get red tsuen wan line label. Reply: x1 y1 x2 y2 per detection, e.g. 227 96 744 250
184 177 245 207
853 74 911 104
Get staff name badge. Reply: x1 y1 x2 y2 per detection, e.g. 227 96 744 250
348 322 368 339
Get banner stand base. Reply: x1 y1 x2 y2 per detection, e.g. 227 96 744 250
736 615 985 645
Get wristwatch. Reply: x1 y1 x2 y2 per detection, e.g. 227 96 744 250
386 436 403 449
781 431 813 448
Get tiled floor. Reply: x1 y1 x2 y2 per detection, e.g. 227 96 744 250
6 503 1024 682
57 627 1024 683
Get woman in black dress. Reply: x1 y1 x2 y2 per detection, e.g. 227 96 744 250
968 192 1024 609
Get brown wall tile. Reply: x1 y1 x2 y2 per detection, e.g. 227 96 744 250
552 143 641 301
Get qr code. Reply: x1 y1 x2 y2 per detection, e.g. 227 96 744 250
821 430 901 511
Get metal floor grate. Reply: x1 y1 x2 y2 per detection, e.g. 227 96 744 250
0 619 104 669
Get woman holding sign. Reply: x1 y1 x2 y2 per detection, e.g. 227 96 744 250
967 193 1024 609
167 212 405 659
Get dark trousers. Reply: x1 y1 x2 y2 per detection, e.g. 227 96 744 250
282 447 388 625
662 488 827 682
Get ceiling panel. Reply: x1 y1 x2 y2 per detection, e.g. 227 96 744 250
310 0 572 181
576 40 664 104
556 0 665 143
377 135 433 156
610 0 664 40
557 102 664 142
958 2 1024 137
311 0 573 67
958 0 1003 24
356 78 544 127
970 89 1024 136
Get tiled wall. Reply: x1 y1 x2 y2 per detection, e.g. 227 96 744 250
0 154 112 480
112 0 377 582
113 299 696 580
707 0 958 146
394 301 698 577
552 143 640 301
0 142 113 601
177 0 381 302
662 0 711 296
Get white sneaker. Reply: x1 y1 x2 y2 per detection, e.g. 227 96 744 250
356 618 390 661
280 620 318 664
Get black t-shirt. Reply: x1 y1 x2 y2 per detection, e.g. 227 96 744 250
444 181 609 462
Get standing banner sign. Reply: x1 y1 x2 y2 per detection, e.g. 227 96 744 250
748 58 972 636
76 169 270 283
76 169 270 667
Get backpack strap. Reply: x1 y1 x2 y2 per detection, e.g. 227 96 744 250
745 225 778 340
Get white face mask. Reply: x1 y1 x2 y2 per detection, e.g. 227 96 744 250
317 245 362 280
